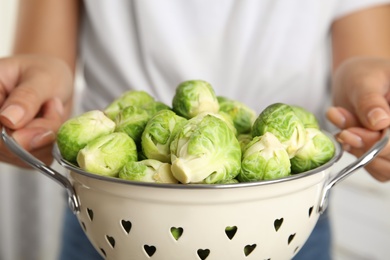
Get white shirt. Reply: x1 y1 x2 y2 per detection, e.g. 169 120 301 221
79 0 390 127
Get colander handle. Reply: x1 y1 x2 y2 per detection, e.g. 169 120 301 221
318 128 390 214
1 127 80 213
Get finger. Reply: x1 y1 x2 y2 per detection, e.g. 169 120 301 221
326 106 360 129
0 98 63 167
0 138 55 168
0 55 73 129
348 73 390 130
364 157 390 182
336 127 390 181
336 127 384 151
11 98 64 150
0 76 58 129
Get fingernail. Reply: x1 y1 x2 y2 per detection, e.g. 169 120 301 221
30 131 55 149
368 108 390 127
0 105 25 126
339 130 364 148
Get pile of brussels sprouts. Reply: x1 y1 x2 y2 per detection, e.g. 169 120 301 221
56 80 335 184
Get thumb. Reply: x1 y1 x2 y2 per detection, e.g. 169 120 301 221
0 78 50 129
350 85 390 131
0 55 73 129
333 57 390 131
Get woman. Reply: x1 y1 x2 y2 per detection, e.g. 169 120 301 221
1 1 390 259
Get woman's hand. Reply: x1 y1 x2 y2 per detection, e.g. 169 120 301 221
0 54 74 167
327 57 390 182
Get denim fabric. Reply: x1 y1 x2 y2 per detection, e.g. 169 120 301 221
293 210 331 260
58 206 103 260
58 206 331 260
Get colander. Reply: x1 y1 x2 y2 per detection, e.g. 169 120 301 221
2 128 389 260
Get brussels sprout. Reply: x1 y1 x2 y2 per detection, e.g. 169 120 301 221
141 110 187 163
57 110 116 163
104 90 155 120
290 128 335 174
218 178 240 184
170 114 241 184
172 80 219 119
114 105 152 143
170 227 183 240
77 132 138 177
237 134 253 152
198 111 237 136
252 103 306 158
118 159 178 183
142 101 171 114
291 105 320 129
217 96 257 135
238 132 291 182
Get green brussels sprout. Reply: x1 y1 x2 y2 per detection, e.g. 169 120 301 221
198 111 237 136
141 110 187 163
141 101 171 114
252 103 306 158
118 159 178 183
237 134 253 152
115 101 171 144
290 128 335 174
77 132 138 177
57 110 116 163
218 178 240 184
291 105 320 129
172 80 219 119
238 132 291 182
104 90 155 120
217 96 257 135
170 114 241 184
170 227 183 240
114 105 152 143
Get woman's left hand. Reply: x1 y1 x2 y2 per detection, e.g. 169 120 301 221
327 57 390 182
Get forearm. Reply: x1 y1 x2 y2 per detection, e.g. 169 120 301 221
12 0 80 74
331 4 390 110
332 4 390 71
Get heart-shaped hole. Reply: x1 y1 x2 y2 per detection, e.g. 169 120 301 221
121 220 132 234
197 249 210 260
274 218 283 232
244 244 256 256
87 208 94 221
144 245 156 257
225 226 237 240
100 248 106 257
288 233 296 245
308 206 314 217
170 227 183 240
106 235 115 248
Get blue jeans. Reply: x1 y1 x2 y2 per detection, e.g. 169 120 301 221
293 209 331 260
58 206 331 260
58 206 103 260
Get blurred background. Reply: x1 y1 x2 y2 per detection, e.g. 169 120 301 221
1 1 390 260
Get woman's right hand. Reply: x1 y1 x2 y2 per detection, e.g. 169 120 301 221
0 54 74 167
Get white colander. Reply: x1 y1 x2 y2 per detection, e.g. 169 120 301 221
2 128 389 260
